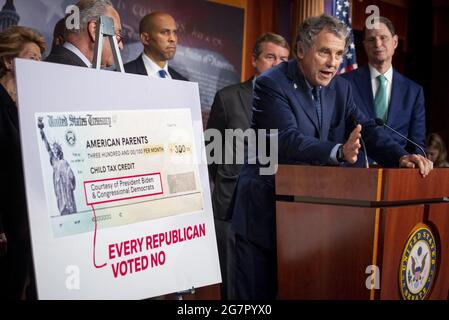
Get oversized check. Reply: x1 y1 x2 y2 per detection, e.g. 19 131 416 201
35 109 203 237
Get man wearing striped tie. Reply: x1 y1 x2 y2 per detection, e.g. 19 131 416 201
124 12 188 81
341 16 426 159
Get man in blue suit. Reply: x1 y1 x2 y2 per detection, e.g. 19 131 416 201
230 14 433 300
341 16 426 158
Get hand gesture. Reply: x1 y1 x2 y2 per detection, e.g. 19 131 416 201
342 124 362 164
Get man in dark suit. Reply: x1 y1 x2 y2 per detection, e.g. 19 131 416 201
124 12 187 81
230 14 433 300
341 16 426 158
45 0 123 68
206 33 289 299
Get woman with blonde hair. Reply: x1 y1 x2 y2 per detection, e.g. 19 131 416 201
426 133 449 168
0 26 46 299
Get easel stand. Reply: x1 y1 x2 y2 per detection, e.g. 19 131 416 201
175 287 196 300
92 16 124 72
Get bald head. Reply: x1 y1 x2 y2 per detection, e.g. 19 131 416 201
139 11 178 68
139 12 175 34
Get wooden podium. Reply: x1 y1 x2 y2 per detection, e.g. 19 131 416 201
275 165 449 300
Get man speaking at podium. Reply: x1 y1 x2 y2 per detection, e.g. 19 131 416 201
230 14 433 300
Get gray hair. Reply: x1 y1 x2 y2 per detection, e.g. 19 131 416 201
296 14 350 54
69 0 113 33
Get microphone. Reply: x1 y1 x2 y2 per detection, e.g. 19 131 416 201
350 115 369 168
374 118 427 158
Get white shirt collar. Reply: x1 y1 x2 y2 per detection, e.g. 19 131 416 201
141 53 171 79
368 64 393 83
63 42 92 68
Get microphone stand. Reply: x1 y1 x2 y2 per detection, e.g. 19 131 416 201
375 118 427 158
360 138 369 169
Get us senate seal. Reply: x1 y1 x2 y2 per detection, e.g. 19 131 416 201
399 224 438 300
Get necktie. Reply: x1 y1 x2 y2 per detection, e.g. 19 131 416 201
158 69 168 78
312 86 322 130
374 74 387 120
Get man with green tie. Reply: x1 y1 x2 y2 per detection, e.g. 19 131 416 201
341 16 426 159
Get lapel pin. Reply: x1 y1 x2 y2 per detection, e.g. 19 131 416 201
294 83 298 89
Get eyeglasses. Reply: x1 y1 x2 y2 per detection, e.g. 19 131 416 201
90 20 125 45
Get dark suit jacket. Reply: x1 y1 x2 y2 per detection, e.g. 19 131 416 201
0 85 29 240
341 65 426 154
0 84 32 299
44 45 88 67
124 55 188 81
231 59 408 250
206 79 253 221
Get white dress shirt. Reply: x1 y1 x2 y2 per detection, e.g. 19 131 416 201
141 53 172 79
369 64 393 109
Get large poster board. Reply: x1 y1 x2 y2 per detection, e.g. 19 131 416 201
15 59 220 299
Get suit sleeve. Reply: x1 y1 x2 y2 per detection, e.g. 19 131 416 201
206 90 227 182
346 85 408 166
253 75 336 165
407 86 426 153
